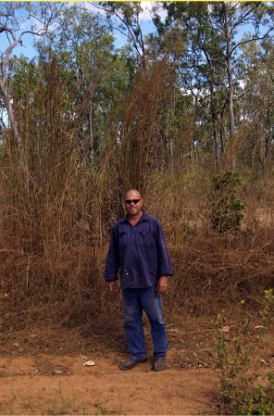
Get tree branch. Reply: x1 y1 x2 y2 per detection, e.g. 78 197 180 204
231 28 273 55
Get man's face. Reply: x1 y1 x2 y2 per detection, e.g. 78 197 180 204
124 191 143 217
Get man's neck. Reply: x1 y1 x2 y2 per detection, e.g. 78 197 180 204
128 211 143 225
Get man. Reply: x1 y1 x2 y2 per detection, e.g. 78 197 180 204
105 189 173 371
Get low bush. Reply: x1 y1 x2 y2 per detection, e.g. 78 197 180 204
214 289 274 415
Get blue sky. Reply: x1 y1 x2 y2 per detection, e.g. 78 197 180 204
0 1 158 60
1 1 272 61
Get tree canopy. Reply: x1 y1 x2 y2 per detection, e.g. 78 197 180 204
0 1 273 183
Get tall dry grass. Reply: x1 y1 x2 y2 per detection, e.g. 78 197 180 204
0 57 274 331
144 170 274 317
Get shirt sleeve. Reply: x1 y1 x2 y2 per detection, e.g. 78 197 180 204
104 225 120 282
156 221 173 277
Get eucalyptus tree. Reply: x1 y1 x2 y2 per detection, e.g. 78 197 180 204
238 39 274 175
152 2 226 166
153 1 274 168
37 4 131 165
209 2 273 143
98 1 148 69
0 2 61 186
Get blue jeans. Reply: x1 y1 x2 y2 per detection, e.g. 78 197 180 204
122 285 168 361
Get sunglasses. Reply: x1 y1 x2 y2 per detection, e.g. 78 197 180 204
125 199 140 205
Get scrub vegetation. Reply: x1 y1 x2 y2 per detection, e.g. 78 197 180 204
214 290 274 415
0 2 274 414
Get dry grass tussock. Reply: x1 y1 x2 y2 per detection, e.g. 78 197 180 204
145 174 274 317
1 168 274 329
0 57 274 330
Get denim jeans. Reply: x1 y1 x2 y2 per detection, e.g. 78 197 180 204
122 284 168 361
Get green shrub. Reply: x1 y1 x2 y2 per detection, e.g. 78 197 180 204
211 171 244 232
214 291 274 415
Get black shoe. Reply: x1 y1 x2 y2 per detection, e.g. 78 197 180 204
119 357 147 371
152 358 166 372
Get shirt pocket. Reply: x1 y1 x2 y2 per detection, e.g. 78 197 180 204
138 231 152 247
118 231 128 248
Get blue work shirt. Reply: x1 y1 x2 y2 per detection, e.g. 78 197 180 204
104 212 173 289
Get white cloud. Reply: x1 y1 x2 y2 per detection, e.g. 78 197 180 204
140 2 154 20
140 1 167 21
81 1 167 24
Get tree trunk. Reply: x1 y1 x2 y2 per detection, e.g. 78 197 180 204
224 4 236 171
0 33 29 188
209 80 222 169
224 5 235 140
0 78 28 187
88 100 94 162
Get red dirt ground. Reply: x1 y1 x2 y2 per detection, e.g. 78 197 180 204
0 312 273 415
0 313 221 415
0 355 218 415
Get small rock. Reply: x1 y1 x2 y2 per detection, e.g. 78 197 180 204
220 326 230 333
52 369 64 375
83 360 95 366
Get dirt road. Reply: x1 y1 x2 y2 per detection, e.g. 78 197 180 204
0 354 218 415
0 310 227 415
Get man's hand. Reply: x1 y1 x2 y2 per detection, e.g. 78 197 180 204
157 276 168 295
107 281 118 297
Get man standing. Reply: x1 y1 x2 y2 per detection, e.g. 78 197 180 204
105 189 173 371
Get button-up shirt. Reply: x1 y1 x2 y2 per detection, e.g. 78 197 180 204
104 212 173 289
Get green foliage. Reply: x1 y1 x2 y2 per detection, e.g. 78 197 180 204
33 5 131 166
260 289 274 326
214 311 252 413
248 373 274 416
214 292 274 415
0 143 5 164
211 172 244 232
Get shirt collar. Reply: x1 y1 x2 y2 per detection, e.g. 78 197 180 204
124 211 149 223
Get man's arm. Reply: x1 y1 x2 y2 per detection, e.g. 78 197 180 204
104 226 120 295
157 276 168 295
156 221 173 295
107 280 119 296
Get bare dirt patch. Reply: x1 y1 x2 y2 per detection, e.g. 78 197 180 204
0 313 221 415
0 354 218 415
1 310 273 415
